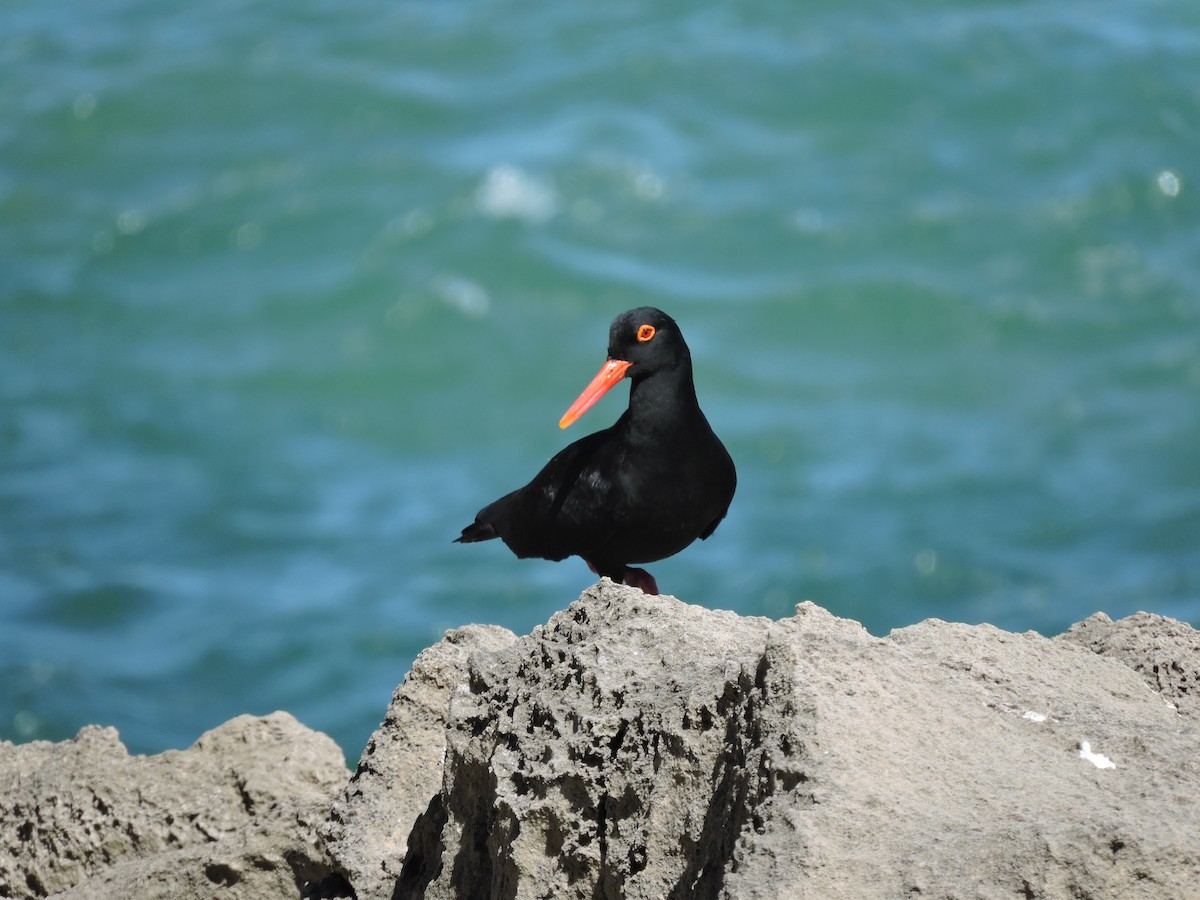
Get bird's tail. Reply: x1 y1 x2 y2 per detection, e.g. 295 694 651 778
454 520 498 543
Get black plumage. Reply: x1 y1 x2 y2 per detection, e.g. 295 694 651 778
455 307 735 595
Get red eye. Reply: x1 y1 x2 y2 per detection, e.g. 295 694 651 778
637 324 655 342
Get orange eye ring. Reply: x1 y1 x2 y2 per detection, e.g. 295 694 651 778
636 324 656 342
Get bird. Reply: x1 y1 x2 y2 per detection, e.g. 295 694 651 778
454 307 735 595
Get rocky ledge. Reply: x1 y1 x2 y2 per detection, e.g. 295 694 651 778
3 581 1198 899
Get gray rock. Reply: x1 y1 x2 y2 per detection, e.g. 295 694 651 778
322 624 518 900
4 584 1199 899
0 711 348 899
1058 610 1200 717
374 582 1200 899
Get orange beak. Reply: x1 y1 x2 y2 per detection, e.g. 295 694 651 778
559 358 632 429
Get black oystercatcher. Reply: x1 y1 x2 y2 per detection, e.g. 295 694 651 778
455 307 736 595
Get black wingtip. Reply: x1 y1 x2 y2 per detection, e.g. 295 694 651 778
455 521 498 544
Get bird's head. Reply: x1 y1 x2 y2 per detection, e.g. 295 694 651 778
560 307 691 429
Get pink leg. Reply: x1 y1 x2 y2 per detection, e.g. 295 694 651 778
622 567 659 595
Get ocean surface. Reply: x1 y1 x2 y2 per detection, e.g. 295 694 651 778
3 0 1198 760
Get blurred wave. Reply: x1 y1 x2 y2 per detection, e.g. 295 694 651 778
2 0 1197 757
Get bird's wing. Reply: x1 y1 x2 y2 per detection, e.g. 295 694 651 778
698 510 727 541
480 428 625 561
698 441 737 541
529 430 624 534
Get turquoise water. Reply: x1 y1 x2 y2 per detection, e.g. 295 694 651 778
3 0 1198 759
